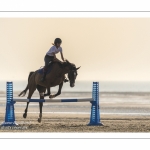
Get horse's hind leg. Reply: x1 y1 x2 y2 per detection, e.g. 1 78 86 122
23 86 36 119
23 102 29 118
37 85 46 123
38 101 43 123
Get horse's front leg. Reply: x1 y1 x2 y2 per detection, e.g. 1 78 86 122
49 82 63 99
44 87 51 97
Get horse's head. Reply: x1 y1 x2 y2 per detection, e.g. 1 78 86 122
65 60 81 87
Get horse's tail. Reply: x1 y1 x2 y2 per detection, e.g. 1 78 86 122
18 71 34 97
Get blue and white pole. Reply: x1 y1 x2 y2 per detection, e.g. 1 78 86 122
88 82 103 126
1 82 18 126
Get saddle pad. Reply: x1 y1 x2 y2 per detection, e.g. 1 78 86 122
37 65 53 75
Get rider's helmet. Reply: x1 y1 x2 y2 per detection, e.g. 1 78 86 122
54 38 62 45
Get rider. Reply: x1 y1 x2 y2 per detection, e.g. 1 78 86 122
40 38 69 82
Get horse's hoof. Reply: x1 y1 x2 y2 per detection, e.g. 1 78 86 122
49 95 55 99
38 118 42 123
23 113 27 118
44 94 48 97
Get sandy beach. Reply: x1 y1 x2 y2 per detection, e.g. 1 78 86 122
1 113 150 132
1 92 150 132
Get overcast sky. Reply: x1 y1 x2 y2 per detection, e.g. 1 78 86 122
0 18 150 81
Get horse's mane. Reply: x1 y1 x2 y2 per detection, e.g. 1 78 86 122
63 60 76 69
53 59 76 70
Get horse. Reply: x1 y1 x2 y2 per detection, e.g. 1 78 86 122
18 60 80 122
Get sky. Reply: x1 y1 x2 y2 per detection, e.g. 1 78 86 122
0 18 150 82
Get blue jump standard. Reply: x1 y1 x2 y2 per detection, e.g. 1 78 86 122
1 82 103 126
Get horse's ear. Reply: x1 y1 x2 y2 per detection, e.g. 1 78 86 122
65 59 70 64
76 66 81 70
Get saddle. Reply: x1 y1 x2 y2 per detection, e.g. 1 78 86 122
37 61 64 75
37 65 53 75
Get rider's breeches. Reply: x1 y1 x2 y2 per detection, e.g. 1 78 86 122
43 55 54 72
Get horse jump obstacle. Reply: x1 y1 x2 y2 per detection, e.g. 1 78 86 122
1 82 103 126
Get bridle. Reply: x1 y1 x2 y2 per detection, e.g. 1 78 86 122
67 65 78 84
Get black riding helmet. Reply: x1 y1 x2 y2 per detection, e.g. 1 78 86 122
54 38 62 45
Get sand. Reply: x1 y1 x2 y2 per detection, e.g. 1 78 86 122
1 113 150 132
1 92 150 132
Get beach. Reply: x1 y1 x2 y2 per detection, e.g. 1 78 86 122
1 113 150 132
1 92 150 132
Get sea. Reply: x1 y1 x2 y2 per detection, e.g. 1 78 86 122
1 80 150 115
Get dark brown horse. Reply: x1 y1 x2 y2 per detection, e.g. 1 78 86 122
18 60 80 122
